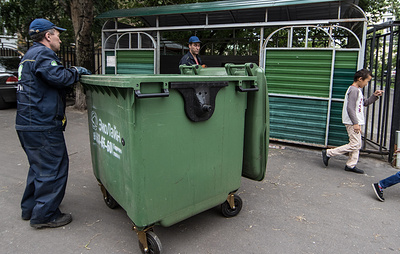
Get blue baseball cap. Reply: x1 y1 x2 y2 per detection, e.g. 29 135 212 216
29 18 67 36
188 36 201 44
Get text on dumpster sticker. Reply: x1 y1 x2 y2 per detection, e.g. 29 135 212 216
91 111 122 160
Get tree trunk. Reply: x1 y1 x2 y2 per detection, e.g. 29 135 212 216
70 0 94 110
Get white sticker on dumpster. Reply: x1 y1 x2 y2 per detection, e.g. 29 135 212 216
91 111 122 160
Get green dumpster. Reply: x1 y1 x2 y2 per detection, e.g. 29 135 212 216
80 63 269 253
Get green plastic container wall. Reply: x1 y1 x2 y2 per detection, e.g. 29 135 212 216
180 63 269 180
80 64 268 229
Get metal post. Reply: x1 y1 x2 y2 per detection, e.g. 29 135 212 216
376 34 386 146
383 26 394 149
369 34 383 142
359 20 367 69
259 27 264 67
397 131 400 167
389 25 400 163
325 44 336 146
363 28 377 150
156 16 160 74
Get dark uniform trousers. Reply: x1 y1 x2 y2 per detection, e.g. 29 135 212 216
17 130 69 224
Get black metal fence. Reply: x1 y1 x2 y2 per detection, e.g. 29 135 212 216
0 43 102 74
58 46 102 74
364 21 400 163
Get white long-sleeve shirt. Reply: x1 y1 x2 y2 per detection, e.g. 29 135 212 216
342 85 378 125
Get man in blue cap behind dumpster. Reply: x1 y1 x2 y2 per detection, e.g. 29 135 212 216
179 36 204 70
16 18 91 229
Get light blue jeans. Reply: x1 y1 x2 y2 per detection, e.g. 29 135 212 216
379 171 400 189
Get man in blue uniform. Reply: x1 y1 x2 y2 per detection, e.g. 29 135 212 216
179 36 203 69
16 18 91 229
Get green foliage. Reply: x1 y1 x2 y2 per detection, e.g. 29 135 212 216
3 0 395 56
0 0 118 46
263 26 358 50
0 0 216 47
359 0 400 23
0 0 66 38
360 0 399 78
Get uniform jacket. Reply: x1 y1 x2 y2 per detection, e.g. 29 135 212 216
16 42 80 131
179 51 202 66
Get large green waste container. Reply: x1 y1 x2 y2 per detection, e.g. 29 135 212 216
80 63 269 254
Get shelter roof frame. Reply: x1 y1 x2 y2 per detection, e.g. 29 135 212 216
99 0 367 74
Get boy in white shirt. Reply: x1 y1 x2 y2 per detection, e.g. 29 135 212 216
322 69 383 174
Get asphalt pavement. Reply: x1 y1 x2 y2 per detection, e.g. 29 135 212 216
1 106 400 254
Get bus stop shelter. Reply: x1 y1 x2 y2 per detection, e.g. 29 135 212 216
97 0 367 148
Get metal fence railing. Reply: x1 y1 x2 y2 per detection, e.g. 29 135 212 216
364 21 400 164
58 46 102 74
0 44 102 74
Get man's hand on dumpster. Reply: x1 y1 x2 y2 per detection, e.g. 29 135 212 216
74 66 92 75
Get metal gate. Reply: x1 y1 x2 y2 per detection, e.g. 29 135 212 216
364 21 400 163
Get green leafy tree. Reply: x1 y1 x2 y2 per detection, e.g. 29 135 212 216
0 0 117 109
359 0 400 22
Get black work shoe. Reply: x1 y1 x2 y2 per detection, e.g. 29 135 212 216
322 150 330 166
21 211 31 220
21 214 31 221
372 183 385 202
344 165 364 174
30 213 72 229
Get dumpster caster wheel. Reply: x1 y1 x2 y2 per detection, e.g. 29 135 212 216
104 190 119 209
138 231 162 254
221 194 242 217
99 184 119 209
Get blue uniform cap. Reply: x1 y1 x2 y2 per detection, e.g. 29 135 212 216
29 18 67 36
188 36 201 44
